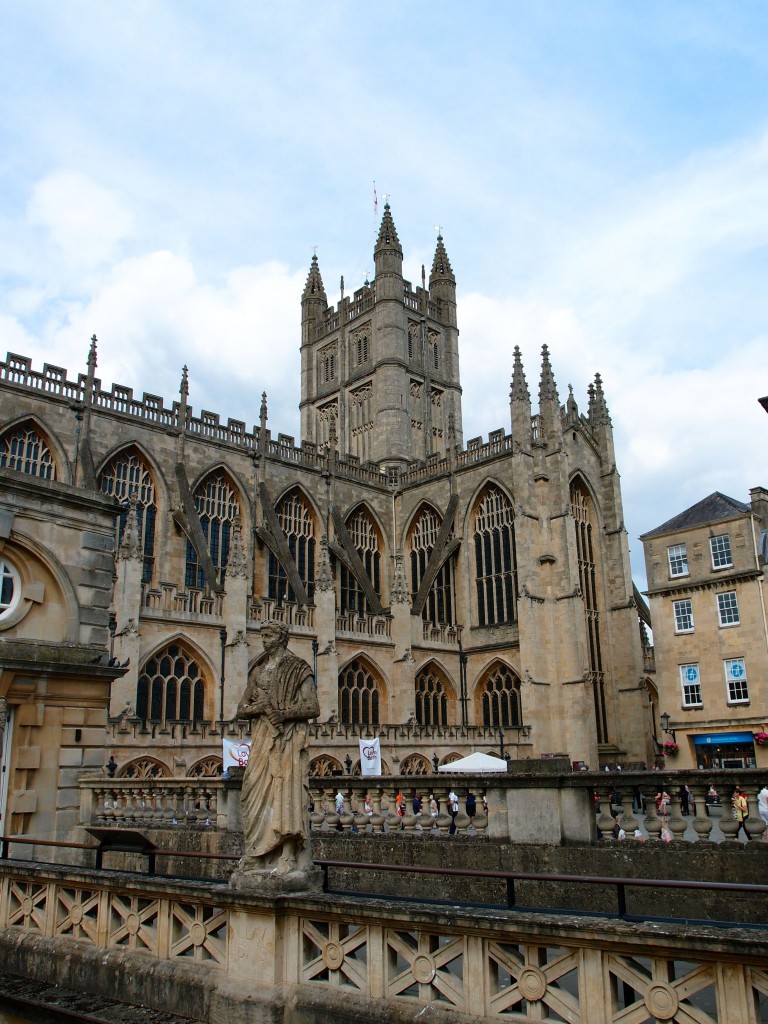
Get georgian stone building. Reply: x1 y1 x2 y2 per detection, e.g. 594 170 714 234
0 203 652 821
641 489 768 770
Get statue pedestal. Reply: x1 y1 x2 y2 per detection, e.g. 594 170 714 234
229 864 324 895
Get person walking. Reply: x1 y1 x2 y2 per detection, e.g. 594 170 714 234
733 787 751 841
448 789 459 834
466 791 476 826
758 784 768 842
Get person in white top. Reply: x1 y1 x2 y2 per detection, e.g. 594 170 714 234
758 785 768 841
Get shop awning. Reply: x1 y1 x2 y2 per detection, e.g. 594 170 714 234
693 732 754 745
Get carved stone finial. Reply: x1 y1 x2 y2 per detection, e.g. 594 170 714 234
118 491 142 562
88 334 98 371
538 344 559 405
391 551 410 605
227 516 248 580
592 373 612 425
180 365 189 398
510 345 531 404
315 534 334 592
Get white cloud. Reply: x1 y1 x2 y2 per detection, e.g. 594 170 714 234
27 171 135 272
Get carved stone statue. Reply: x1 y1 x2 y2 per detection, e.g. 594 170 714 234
230 622 321 893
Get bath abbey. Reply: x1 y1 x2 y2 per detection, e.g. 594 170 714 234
0 203 654 839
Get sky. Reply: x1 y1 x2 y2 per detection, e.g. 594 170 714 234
1 1 767 589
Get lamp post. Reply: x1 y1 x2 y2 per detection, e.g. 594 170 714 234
498 726 506 761
660 711 676 741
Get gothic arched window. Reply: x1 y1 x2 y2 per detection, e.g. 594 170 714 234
185 472 240 589
136 642 206 724
268 490 316 604
409 506 454 626
99 449 157 583
480 663 521 728
415 665 450 726
339 507 381 614
473 486 517 626
338 659 381 726
571 479 607 744
0 421 57 480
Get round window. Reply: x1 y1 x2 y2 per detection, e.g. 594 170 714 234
0 559 21 621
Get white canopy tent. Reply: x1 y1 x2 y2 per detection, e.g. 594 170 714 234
437 752 508 773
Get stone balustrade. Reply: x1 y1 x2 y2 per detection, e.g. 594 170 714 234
76 766 768 847
307 779 488 838
81 778 232 832
2 858 767 1024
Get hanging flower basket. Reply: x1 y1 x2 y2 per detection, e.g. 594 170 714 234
663 740 679 756
754 731 768 747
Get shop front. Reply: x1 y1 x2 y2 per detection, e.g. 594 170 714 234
693 731 756 770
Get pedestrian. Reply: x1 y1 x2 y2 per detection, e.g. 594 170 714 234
335 790 345 831
363 793 373 817
448 789 459 834
395 790 405 817
758 784 768 841
429 794 438 819
733 787 751 841
656 790 670 818
678 784 690 816
466 791 476 824
412 792 422 816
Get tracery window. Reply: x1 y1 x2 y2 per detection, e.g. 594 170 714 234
400 754 431 775
189 756 223 777
120 757 170 779
309 755 343 778
268 490 316 604
338 659 381 726
185 473 240 589
319 345 337 385
354 332 369 366
480 663 521 728
136 642 205 724
316 400 338 451
0 421 57 479
409 505 455 625
415 665 450 726
339 507 381 614
571 480 608 744
473 486 517 626
99 449 157 583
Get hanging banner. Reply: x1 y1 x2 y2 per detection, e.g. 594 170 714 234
223 738 252 771
359 737 382 776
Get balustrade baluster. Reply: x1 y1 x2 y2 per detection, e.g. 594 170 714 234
746 789 766 842
323 786 338 833
308 786 324 833
690 783 713 842
369 788 385 835
595 788 616 839
617 788 639 835
643 794 662 841
338 787 355 833
433 787 453 836
666 793 688 841
400 787 419 835
384 786 402 833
